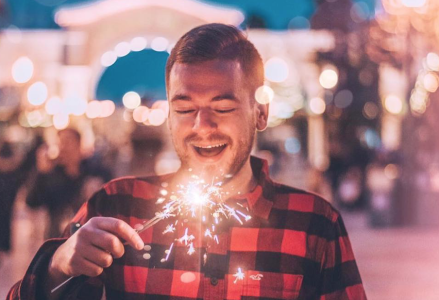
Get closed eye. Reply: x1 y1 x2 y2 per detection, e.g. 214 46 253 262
216 108 235 114
175 110 196 114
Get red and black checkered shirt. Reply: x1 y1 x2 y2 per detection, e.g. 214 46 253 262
8 157 366 300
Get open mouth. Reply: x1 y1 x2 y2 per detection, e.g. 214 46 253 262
193 143 227 157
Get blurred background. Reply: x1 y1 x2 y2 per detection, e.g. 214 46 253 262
0 0 439 299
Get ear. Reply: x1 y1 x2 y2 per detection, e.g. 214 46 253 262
255 102 269 131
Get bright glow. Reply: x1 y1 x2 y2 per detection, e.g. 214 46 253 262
152 100 170 115
426 53 439 71
101 51 117 67
151 37 169 52
27 82 48 106
12 56 34 83
45 96 62 115
309 97 326 115
402 0 427 8
100 100 115 118
123 91 141 109
384 95 403 115
264 57 289 83
86 100 101 119
255 85 274 104
115 41 131 57
64 95 87 116
27 110 45 127
148 109 167 126
423 73 439 93
133 106 149 123
53 113 69 130
319 68 338 89
131 37 147 51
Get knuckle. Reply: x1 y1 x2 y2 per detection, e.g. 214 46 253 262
113 219 125 232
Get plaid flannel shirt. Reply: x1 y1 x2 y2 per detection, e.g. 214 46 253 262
8 157 367 300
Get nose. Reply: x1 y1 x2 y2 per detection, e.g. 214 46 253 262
193 108 217 136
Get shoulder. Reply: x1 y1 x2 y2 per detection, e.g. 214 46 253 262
271 182 339 223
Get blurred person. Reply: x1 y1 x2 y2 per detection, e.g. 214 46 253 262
0 136 27 265
8 24 366 300
25 128 112 239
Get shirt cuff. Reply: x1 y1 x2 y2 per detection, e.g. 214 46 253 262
18 238 67 299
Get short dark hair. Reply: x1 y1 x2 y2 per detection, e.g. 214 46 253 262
166 23 264 94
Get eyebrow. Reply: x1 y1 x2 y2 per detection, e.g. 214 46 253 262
170 93 238 102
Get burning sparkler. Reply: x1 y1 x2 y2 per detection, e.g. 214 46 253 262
52 176 253 293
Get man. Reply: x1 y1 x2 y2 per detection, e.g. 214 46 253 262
8 23 366 300
26 128 112 238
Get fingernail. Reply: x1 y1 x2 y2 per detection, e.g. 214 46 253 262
137 241 144 250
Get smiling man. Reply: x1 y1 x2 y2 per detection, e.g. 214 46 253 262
8 24 366 300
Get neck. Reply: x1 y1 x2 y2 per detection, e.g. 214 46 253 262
173 158 257 200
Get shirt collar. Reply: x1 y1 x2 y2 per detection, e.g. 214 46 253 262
235 156 274 220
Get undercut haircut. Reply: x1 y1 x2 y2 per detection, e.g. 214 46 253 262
166 23 264 96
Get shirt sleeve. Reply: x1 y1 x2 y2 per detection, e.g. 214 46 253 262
318 214 367 300
6 189 108 300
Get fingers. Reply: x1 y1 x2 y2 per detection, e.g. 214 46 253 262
81 244 114 268
72 256 104 278
92 217 144 250
90 229 125 258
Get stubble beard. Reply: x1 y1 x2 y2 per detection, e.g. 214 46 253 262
172 128 255 184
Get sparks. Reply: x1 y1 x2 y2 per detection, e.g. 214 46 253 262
233 268 245 284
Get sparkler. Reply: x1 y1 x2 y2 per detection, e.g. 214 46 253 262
52 176 253 293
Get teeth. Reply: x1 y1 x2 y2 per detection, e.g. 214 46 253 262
196 144 225 149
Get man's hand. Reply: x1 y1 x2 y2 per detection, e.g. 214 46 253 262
47 217 144 296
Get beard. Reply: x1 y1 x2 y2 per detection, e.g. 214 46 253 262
172 128 255 184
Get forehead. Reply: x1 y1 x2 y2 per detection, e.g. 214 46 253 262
168 59 245 96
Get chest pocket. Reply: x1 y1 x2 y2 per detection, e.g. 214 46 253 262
242 271 303 300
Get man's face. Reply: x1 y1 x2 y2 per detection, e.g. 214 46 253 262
168 59 267 181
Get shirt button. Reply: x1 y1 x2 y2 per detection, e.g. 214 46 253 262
210 277 218 286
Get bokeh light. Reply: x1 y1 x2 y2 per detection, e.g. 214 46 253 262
148 109 167 126
151 37 169 52
85 100 101 119
309 97 326 115
334 90 353 108
45 96 62 115
53 113 70 130
384 164 399 180
288 16 310 30
100 100 115 118
133 106 149 123
115 41 131 57
123 91 141 109
27 81 48 106
423 73 439 93
426 53 439 71
265 57 289 83
64 95 87 116
363 102 379 119
101 51 117 67
319 67 338 89
255 85 274 104
12 56 34 84
384 95 403 115
131 37 147 52
284 137 301 154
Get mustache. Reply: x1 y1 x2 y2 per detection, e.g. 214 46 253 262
184 133 232 145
